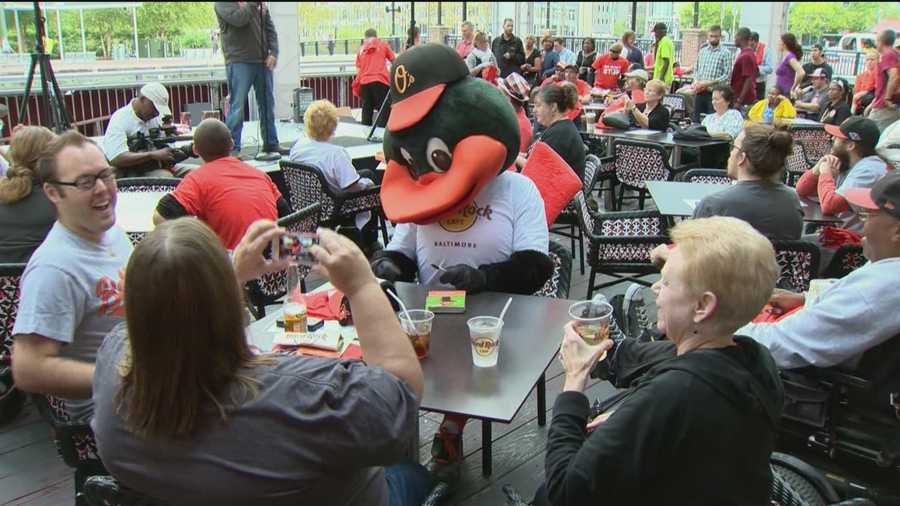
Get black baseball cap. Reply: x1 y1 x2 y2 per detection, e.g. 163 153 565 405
387 43 469 131
844 171 900 221
823 116 881 149
653 22 667 33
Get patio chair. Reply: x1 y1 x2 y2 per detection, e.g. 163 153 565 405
245 202 321 318
0 263 26 425
662 94 687 121
280 160 389 244
821 244 866 279
116 177 180 245
532 241 573 299
552 154 603 274
575 191 669 298
783 140 815 187
80 476 165 506
772 239 821 292
790 125 832 163
612 139 677 210
581 132 617 209
682 168 732 185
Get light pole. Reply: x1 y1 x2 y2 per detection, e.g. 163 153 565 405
386 2 401 37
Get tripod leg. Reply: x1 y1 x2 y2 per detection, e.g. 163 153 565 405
18 56 39 123
44 58 71 129
36 56 53 129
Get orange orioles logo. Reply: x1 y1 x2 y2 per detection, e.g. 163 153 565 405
394 64 416 94
95 270 125 317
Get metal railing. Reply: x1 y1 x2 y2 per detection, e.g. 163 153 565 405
299 37 404 57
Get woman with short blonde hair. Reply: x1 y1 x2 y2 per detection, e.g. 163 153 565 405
0 126 57 262
539 216 784 504
624 78 670 130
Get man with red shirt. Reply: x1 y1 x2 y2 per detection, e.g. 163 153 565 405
153 119 288 249
563 64 591 121
354 28 396 127
866 29 900 131
730 27 758 108
541 62 566 86
456 21 475 58
591 43 630 91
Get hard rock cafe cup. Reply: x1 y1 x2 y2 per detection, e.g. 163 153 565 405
467 316 503 368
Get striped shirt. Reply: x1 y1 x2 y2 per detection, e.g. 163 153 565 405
694 44 732 84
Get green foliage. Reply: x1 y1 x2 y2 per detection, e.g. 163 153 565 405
677 2 741 33
787 2 900 41
180 30 210 50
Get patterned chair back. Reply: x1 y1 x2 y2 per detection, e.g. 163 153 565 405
31 394 101 467
0 263 25 368
613 140 673 189
581 132 608 158
790 126 831 163
595 211 668 265
115 177 180 193
772 240 821 292
783 140 814 186
822 244 866 279
583 154 601 192
682 168 732 185
662 94 687 120
251 203 322 304
533 241 572 299
280 161 337 222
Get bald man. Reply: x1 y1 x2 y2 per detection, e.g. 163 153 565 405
153 119 290 249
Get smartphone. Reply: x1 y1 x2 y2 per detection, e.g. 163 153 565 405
272 232 319 265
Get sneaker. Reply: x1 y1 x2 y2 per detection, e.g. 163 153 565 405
622 283 652 339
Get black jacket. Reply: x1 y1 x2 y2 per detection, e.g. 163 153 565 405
492 34 525 78
542 337 784 506
214 2 278 64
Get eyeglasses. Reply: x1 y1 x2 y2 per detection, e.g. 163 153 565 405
50 168 116 191
858 209 881 222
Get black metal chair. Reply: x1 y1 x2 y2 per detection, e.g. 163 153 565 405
0 263 26 425
662 93 687 121
280 160 389 244
81 475 165 506
532 241 573 299
575 191 669 298
612 139 677 210
245 202 321 318
581 133 618 208
822 244 866 279
772 240 821 292
552 154 604 275
682 168 732 185
115 178 180 245
790 125 832 164
783 139 816 187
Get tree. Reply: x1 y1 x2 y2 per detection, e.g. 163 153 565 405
788 2 900 43
677 2 741 35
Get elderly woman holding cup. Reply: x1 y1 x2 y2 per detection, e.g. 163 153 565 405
534 217 785 505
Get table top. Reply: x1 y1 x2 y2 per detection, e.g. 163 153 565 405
584 127 730 149
114 191 167 233
245 282 573 423
645 180 843 224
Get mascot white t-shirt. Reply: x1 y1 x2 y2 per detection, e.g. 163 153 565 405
386 171 549 287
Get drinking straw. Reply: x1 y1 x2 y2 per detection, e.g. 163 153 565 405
386 289 414 331
498 296 513 322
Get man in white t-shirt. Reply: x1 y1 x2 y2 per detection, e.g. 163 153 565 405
12 132 291 424
101 82 183 179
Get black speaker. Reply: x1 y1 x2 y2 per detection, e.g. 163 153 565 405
292 87 315 123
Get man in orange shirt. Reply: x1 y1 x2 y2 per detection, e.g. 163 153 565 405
563 64 591 121
354 28 396 127
591 43 630 92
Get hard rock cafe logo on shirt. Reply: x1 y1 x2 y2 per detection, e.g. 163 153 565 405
439 201 493 233
95 270 125 317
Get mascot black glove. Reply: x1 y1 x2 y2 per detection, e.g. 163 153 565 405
370 250 418 283
371 257 403 281
439 264 488 293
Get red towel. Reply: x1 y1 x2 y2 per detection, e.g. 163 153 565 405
817 226 862 249
290 288 350 322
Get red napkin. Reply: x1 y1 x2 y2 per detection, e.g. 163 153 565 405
817 226 862 249
482 64 498 83
290 288 349 321
521 141 582 225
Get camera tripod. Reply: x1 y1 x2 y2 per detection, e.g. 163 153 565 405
18 1 71 133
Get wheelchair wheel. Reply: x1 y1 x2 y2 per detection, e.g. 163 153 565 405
773 464 827 506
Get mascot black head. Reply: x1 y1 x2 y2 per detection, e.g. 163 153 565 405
380 43 520 224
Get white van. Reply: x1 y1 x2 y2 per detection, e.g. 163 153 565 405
832 33 877 51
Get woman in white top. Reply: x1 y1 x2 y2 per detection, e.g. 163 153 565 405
699 85 745 168
465 31 497 79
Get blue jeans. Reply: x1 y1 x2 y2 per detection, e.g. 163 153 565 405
385 461 433 506
225 62 279 151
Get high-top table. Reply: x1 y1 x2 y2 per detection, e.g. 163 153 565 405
645 180 843 224
245 281 574 476
582 126 730 169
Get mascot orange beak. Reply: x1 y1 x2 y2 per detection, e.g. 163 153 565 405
380 135 507 224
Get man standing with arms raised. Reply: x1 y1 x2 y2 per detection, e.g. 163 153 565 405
492 18 525 78
214 2 280 155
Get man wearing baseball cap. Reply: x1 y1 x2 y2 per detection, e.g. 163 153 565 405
738 170 900 370
796 117 888 233
101 82 181 178
795 67 830 119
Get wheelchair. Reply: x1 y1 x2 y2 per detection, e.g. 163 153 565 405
775 335 900 505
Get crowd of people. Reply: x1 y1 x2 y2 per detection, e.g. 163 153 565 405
1 11 899 506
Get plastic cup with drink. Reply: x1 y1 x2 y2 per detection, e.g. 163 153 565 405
568 299 614 346
399 309 435 359
467 316 503 367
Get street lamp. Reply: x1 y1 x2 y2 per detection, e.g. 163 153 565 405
386 2 401 37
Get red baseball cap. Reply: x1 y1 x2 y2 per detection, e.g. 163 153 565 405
386 44 469 131
843 171 900 220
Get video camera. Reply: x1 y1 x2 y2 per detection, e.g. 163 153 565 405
126 123 194 165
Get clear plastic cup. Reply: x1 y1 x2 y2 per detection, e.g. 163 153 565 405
399 310 435 359
467 316 503 367
568 300 614 346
